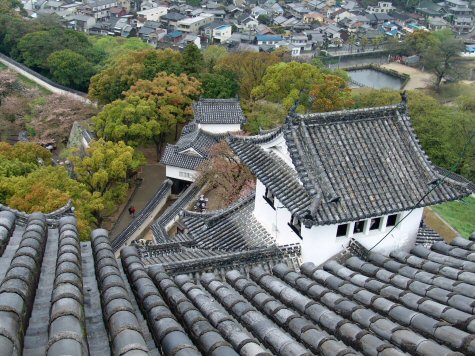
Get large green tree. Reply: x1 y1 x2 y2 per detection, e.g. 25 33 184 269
181 42 204 76
201 71 239 99
15 28 96 72
251 61 325 112
47 49 96 91
124 72 202 156
92 96 159 147
69 139 144 225
202 45 228 72
217 51 281 100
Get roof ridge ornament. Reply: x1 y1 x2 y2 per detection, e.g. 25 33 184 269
400 90 408 113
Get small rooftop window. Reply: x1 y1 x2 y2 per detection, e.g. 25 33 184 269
289 214 302 239
336 223 348 237
353 220 365 234
386 214 398 227
369 217 381 231
264 188 275 209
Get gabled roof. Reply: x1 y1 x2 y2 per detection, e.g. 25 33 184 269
161 124 227 170
230 104 471 226
192 98 247 125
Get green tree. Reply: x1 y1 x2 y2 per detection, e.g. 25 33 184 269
47 49 96 91
91 36 151 65
181 42 204 76
0 141 52 165
69 139 144 225
422 37 464 91
216 51 281 100
257 14 271 25
202 45 228 72
310 74 354 112
242 100 287 133
0 15 42 55
15 28 95 72
251 61 325 112
88 48 184 104
92 96 159 147
124 72 202 157
201 71 239 99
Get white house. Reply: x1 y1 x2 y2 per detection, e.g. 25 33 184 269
229 104 471 265
367 1 395 13
137 6 168 21
161 99 247 193
203 22 232 43
176 13 214 34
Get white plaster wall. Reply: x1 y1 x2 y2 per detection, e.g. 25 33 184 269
165 165 196 182
137 7 167 21
198 123 241 134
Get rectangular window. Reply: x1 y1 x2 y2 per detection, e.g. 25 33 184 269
336 223 348 237
369 217 381 230
288 214 302 239
353 220 365 234
386 214 398 227
263 188 275 209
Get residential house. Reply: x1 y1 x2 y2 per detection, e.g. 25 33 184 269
203 22 233 43
427 16 450 30
251 5 268 17
68 14 96 32
237 13 259 30
304 12 326 24
159 11 186 30
181 33 201 48
286 2 310 18
176 13 214 34
80 0 118 20
137 6 168 22
366 1 395 14
255 34 283 45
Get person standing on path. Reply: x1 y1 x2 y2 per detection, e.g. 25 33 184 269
128 206 136 217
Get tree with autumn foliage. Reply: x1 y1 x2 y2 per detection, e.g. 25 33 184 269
124 72 202 157
196 141 255 209
68 139 145 225
310 75 354 112
88 48 184 104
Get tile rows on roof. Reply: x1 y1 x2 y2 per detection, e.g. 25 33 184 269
180 194 276 251
161 128 227 171
192 98 246 125
0 210 15 256
151 182 202 242
228 137 312 221
91 229 149 356
47 216 88 356
111 179 172 252
415 224 443 247
0 213 48 355
120 247 201 356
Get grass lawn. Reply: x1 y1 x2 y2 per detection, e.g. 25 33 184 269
432 196 475 238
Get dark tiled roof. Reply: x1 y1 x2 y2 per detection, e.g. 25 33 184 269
0 205 474 355
160 126 227 170
180 193 276 251
192 98 247 125
151 182 203 242
230 104 471 226
415 223 444 247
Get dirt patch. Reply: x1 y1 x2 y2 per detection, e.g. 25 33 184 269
381 63 434 90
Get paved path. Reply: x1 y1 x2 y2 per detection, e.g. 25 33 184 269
110 164 167 238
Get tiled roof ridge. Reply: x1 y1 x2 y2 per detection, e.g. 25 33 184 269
434 165 475 193
0 201 74 226
181 192 255 224
0 210 16 257
192 98 247 125
228 126 283 144
149 244 301 275
47 216 89 355
291 103 404 125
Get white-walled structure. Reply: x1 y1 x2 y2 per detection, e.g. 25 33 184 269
161 99 247 192
229 104 471 265
137 7 168 21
